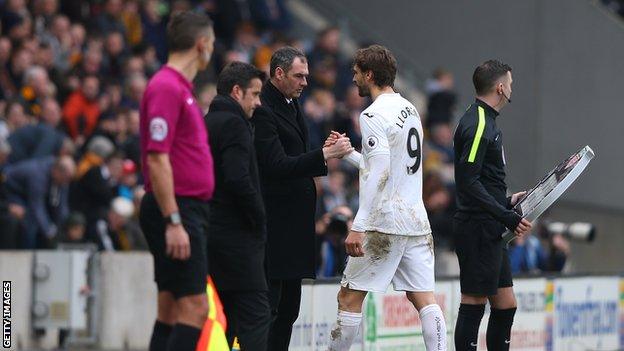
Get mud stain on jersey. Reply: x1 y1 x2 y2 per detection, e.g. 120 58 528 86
378 170 389 191
366 231 391 262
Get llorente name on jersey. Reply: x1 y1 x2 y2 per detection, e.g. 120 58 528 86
395 106 418 129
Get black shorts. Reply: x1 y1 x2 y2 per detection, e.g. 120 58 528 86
453 214 512 296
139 192 210 299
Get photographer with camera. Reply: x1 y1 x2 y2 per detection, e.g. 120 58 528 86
315 205 353 278
509 219 595 275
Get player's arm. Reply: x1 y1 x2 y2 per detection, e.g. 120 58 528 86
455 119 522 231
351 153 390 232
351 112 390 232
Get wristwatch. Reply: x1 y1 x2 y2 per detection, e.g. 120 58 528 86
165 212 182 226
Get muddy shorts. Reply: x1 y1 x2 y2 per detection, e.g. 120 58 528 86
340 231 435 293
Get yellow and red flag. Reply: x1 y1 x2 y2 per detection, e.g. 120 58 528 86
196 276 229 351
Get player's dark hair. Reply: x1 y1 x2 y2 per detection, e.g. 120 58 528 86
269 46 306 78
353 45 397 88
166 11 213 53
472 60 512 95
217 61 266 95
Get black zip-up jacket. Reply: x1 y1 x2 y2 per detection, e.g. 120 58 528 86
453 99 522 231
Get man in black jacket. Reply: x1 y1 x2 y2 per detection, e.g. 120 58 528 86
253 46 353 350
204 61 270 350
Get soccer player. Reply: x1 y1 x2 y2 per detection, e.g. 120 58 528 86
139 11 215 351
452 60 532 350
326 45 447 351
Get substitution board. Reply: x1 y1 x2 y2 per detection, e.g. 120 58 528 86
502 145 595 244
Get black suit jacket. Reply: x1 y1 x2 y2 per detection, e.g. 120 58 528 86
253 81 328 280
205 95 267 291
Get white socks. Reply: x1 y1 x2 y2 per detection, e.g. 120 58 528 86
420 304 447 351
327 310 362 351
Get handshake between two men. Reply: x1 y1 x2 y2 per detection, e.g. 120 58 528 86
321 131 354 160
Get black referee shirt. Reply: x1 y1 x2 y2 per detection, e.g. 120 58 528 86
453 98 521 231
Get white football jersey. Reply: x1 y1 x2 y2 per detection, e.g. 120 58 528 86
353 93 431 236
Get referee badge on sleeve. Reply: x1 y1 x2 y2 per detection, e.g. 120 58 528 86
150 117 168 141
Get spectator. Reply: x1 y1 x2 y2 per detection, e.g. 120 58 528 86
40 14 72 72
4 155 76 248
7 98 66 164
141 0 168 64
57 211 87 245
62 75 101 145
0 37 13 100
1 100 30 140
70 150 122 228
303 88 336 150
86 196 144 251
94 0 126 35
20 65 52 117
320 170 348 214
120 109 140 167
102 30 128 78
0 139 17 248
425 68 457 129
121 73 147 110
316 205 353 278
423 171 454 249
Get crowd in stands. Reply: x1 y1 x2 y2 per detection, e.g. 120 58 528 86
1 0 562 277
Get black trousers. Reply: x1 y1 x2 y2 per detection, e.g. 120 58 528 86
220 290 271 351
267 279 302 351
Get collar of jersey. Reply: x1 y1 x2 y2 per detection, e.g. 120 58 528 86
475 98 499 117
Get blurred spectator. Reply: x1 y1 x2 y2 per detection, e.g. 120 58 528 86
120 109 140 167
94 0 126 35
86 196 145 251
509 223 570 275
62 75 101 145
20 65 52 117
0 139 17 248
7 98 66 164
3 155 75 248
121 0 143 46
57 211 87 245
424 123 455 184
307 26 351 99
70 149 122 229
141 0 168 63
40 14 72 72
423 171 455 249
117 159 138 200
320 170 348 214
121 74 147 110
303 88 336 150
425 68 457 129
1 100 30 139
316 205 353 278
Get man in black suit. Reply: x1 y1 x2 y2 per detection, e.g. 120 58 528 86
204 61 271 350
253 46 353 350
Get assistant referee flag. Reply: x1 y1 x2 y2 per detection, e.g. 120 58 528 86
196 277 229 351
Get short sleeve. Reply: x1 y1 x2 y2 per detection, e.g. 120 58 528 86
144 83 182 153
360 111 390 157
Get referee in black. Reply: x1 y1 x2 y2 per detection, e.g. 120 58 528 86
452 60 532 351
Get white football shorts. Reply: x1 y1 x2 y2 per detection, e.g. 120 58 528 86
340 231 435 293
